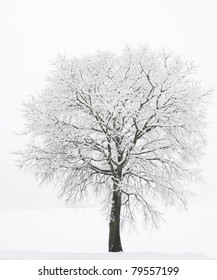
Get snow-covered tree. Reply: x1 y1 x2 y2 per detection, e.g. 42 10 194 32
17 46 209 252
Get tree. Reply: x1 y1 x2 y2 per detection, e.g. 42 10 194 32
17 46 209 252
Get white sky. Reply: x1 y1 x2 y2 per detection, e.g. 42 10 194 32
0 0 217 212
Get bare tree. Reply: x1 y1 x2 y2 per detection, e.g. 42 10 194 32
17 46 209 252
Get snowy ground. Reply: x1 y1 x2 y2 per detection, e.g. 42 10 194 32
0 251 208 260
0 207 216 260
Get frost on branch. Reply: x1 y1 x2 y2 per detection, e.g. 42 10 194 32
17 46 210 227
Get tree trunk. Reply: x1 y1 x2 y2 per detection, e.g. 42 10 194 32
108 186 123 252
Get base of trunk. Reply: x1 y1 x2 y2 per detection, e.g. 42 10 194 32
109 242 123 252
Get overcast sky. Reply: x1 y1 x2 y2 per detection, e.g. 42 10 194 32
0 0 217 210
